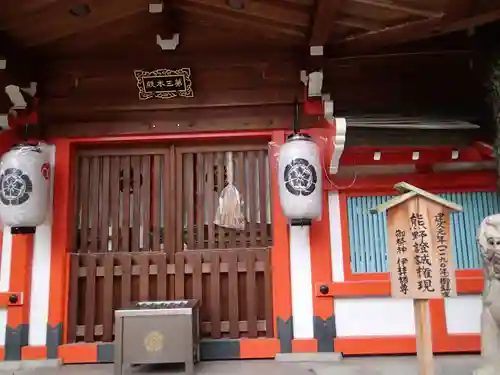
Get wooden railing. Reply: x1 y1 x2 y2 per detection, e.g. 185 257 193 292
67 248 273 343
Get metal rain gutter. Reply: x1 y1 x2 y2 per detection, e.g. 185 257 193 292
345 116 480 130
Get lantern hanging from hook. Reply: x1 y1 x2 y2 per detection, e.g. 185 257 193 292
23 124 29 142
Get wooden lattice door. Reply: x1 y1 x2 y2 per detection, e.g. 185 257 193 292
67 144 274 343
175 144 273 250
72 147 174 254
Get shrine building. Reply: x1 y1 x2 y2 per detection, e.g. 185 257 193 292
0 0 498 365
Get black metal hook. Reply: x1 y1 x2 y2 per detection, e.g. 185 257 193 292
292 97 300 135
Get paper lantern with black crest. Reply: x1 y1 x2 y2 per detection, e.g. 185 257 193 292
278 134 322 223
0 143 51 233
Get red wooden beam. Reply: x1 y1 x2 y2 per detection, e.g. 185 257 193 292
339 146 490 166
46 129 274 145
7 97 39 129
472 141 494 158
325 170 497 193
0 292 23 307
303 86 323 115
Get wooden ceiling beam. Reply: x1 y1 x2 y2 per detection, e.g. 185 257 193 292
336 16 386 31
41 104 318 138
349 0 442 18
309 0 343 46
43 49 300 75
36 12 161 57
0 32 38 115
443 0 477 20
0 32 36 85
177 3 305 40
16 0 148 47
181 0 310 27
333 8 500 54
0 0 59 25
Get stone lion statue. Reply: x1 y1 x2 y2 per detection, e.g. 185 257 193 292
475 214 500 375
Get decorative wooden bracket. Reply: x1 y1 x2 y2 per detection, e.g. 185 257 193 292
150 1 181 51
0 292 23 307
303 88 347 175
329 117 346 174
300 45 325 99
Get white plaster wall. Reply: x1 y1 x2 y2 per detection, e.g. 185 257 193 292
290 225 314 339
29 144 55 346
444 295 482 334
328 190 483 339
0 229 13 345
335 298 416 336
328 192 344 282
329 191 414 338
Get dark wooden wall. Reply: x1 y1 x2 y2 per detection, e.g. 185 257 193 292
39 49 483 139
326 52 481 117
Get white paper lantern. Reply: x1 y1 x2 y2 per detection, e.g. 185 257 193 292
278 134 322 222
0 143 51 232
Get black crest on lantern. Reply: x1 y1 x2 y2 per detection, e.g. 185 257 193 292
0 168 33 206
283 158 317 197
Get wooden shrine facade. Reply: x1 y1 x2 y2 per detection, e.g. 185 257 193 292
0 0 500 365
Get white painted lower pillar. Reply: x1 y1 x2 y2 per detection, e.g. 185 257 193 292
0 229 13 346
328 192 345 282
28 144 55 346
289 225 314 339
28 224 52 346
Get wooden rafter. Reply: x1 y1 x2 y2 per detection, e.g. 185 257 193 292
350 0 442 18
334 7 500 54
181 0 310 27
309 0 343 46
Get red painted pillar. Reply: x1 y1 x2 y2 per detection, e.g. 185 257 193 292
47 139 72 359
5 233 34 360
270 131 293 352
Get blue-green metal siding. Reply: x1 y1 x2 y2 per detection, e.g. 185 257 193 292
347 192 500 274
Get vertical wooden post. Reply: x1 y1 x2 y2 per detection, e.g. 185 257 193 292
370 182 463 375
414 299 434 375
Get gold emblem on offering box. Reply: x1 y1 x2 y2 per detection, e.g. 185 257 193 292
144 331 164 352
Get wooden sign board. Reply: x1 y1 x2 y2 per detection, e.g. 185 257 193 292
387 195 457 299
134 68 194 100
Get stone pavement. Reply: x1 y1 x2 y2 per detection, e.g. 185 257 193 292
1 355 483 375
